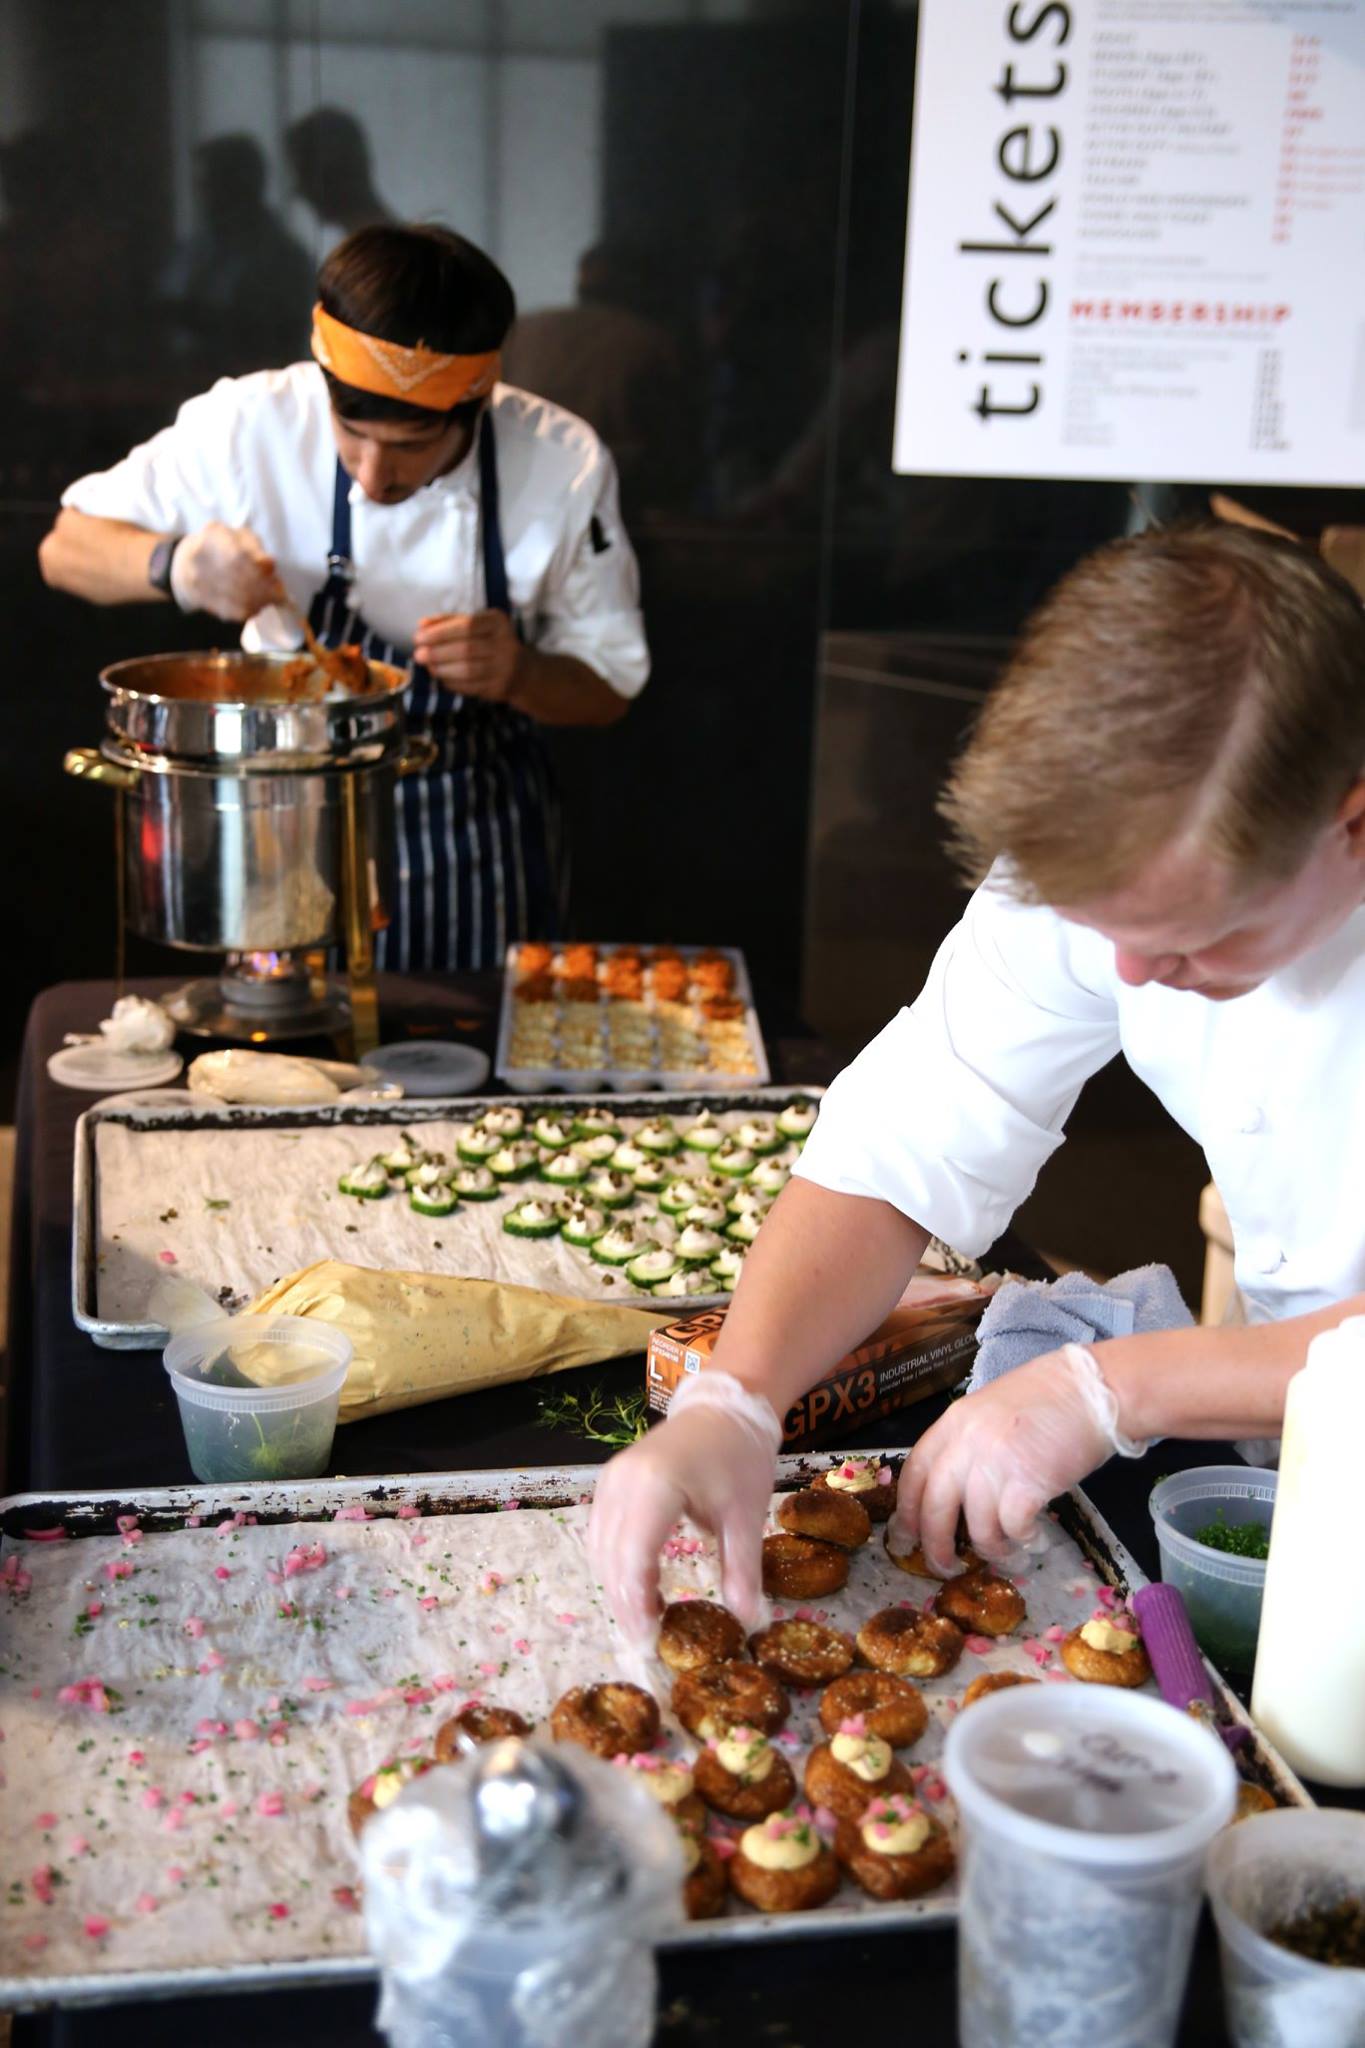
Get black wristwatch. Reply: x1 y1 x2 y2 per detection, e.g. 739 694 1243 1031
147 536 182 600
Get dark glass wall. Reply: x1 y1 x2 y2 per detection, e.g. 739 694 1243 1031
3 0 1360 1081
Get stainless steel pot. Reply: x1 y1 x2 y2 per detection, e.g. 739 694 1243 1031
65 652 434 953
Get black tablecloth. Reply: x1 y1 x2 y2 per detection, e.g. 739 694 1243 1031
5 978 1284 2045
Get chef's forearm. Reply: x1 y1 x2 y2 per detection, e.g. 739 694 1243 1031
1100 1293 1365 1444
710 1177 931 1416
506 648 630 727
38 509 169 606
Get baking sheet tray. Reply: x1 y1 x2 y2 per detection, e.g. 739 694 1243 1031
74 1088 822 1349
0 1456 1309 2012
495 942 771 1094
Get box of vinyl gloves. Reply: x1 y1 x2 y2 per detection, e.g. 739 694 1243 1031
646 1272 997 1449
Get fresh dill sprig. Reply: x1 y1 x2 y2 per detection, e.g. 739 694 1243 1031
536 1382 649 1448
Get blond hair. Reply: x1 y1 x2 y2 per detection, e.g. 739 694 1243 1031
940 523 1365 903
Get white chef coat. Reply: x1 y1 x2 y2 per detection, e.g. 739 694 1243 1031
61 362 649 696
796 871 1365 1325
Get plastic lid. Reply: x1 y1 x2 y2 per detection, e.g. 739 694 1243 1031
943 1684 1237 1868
360 1041 491 1096
164 1315 351 1410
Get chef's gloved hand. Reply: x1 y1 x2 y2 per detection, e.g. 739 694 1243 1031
588 1371 782 1648
892 1344 1150 1573
169 522 286 622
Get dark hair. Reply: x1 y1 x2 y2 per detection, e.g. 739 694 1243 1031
317 222 516 426
941 522 1365 902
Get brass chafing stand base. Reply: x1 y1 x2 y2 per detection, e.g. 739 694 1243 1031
339 767 380 1061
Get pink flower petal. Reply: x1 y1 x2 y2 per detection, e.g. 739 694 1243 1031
183 1616 205 1639
142 1788 164 1810
332 1885 360 1912
256 1792 285 1818
23 1933 48 1953
158 1251 177 1265
268 1901 290 1920
396 1506 420 1520
135 1894 158 1915
513 1638 532 1655
126 1749 145 1768
214 1566 232 1581
84 1916 110 1938
964 1635 995 1655
332 1505 371 1523
198 1651 225 1672
166 1866 186 1885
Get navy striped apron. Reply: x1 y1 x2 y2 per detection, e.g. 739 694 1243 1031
309 411 567 972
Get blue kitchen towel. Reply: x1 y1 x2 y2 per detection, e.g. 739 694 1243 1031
969 1263 1195 1390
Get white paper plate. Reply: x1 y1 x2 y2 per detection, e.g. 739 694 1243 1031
48 1046 184 1092
359 1041 491 1096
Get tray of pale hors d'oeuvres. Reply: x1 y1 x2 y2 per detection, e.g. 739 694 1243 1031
496 940 770 1092
0 1456 1308 2002
77 1089 822 1346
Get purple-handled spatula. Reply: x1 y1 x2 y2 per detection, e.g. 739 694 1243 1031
1131 1582 1250 1753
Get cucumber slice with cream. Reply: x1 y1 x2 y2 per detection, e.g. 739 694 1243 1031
634 1118 680 1156
632 1159 669 1191
482 1104 526 1138
682 1111 725 1153
586 1168 636 1209
655 1267 714 1298
750 1160 790 1197
541 1148 587 1186
559 1202 608 1247
503 1197 561 1239
410 1182 459 1217
453 1166 499 1201
626 1247 682 1287
776 1100 819 1140
726 1211 764 1244
532 1115 575 1150
488 1141 538 1180
690 1172 731 1204
657 1179 696 1215
727 1184 768 1219
611 1140 649 1173
575 1131 620 1165
591 1222 651 1267
674 1222 724 1264
736 1118 781 1156
681 1198 729 1230
457 1125 503 1164
380 1137 423 1175
710 1245 747 1285
572 1109 622 1140
339 1159 391 1199
712 1140 755 1179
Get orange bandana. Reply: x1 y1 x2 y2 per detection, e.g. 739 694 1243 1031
310 303 500 411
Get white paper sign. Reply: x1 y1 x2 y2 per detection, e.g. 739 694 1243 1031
893 0 1365 483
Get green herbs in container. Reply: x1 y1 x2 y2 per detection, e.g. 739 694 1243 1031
163 1316 350 1482
1148 1465 1277 1675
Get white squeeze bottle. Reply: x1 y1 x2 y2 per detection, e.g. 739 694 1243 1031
1251 1314 1365 1786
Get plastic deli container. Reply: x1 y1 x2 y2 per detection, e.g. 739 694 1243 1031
1148 1466 1276 1677
943 1684 1236 2048
163 1316 351 1482
1206 1809 1365 2047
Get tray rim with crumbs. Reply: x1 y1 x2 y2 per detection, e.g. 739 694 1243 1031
0 1456 1311 2012
72 1085 823 1348
494 940 772 1094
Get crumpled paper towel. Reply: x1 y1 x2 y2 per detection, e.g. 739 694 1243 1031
246 1260 664 1421
66 994 175 1055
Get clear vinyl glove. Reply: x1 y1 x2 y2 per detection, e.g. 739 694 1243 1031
892 1344 1150 1574
588 1372 782 1649
168 521 285 622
